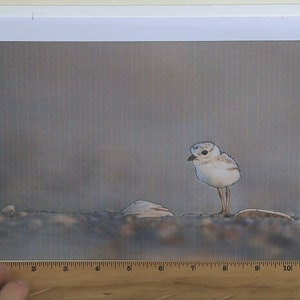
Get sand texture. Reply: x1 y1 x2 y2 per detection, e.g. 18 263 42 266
1 201 299 260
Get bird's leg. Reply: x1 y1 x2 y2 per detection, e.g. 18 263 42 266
225 186 231 215
217 188 226 214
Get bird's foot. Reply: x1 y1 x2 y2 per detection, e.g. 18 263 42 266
219 210 232 218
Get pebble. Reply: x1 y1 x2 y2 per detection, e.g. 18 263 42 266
49 214 78 227
1 205 16 216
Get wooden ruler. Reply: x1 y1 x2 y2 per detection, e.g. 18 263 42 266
2 260 300 299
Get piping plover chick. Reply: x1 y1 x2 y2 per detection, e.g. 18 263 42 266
188 141 241 215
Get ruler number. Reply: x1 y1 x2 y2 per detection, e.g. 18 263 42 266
63 266 69 272
127 265 132 272
159 265 164 271
222 265 228 271
191 265 196 271
31 266 37 272
283 265 292 272
95 266 100 272
254 265 260 271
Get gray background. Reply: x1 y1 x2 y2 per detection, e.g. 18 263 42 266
1 42 299 215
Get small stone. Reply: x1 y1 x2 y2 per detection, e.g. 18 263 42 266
120 218 136 238
1 205 16 216
19 211 29 217
49 214 78 227
29 218 43 229
157 222 180 244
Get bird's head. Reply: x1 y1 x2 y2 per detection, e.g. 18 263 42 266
187 141 220 162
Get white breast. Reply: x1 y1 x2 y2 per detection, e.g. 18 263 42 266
194 159 240 188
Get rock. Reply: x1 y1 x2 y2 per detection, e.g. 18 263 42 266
1 205 16 216
49 214 78 227
120 200 174 218
235 209 294 221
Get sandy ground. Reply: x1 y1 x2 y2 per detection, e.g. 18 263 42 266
1 202 299 260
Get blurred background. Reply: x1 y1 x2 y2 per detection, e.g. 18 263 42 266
1 42 299 215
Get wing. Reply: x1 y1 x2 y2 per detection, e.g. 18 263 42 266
217 153 240 171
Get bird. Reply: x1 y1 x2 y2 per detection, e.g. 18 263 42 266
187 141 241 216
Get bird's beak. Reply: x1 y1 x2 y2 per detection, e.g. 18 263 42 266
187 154 196 161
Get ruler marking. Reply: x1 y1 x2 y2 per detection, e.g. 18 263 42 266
2 260 300 272
1 260 299 299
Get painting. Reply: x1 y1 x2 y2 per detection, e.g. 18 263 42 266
1 12 300 259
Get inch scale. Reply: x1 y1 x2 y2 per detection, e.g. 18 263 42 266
2 260 300 299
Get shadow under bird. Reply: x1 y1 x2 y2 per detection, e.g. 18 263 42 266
188 141 241 216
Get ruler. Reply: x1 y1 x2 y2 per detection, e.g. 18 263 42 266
2 260 300 299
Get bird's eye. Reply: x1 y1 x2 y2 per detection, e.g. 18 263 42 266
201 150 208 155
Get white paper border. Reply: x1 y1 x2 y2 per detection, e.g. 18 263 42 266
1 5 300 41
